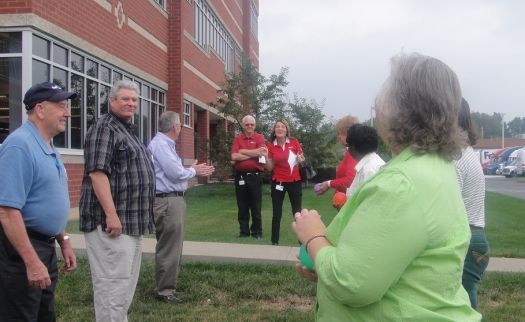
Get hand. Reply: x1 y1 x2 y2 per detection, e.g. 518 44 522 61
297 153 305 164
318 181 330 195
259 146 268 157
59 240 77 273
291 209 326 244
105 213 122 237
295 263 318 282
26 259 51 289
192 161 215 177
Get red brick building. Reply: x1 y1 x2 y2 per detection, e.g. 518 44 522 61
0 0 259 206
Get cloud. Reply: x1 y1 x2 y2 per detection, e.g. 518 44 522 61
259 0 525 122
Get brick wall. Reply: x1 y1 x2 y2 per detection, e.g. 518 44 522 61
0 0 32 13
64 163 84 207
1 0 169 82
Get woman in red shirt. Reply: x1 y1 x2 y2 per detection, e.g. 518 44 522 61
317 115 358 194
266 119 305 245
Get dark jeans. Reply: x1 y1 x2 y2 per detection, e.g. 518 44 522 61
235 173 263 237
0 226 58 322
271 180 302 244
462 226 489 309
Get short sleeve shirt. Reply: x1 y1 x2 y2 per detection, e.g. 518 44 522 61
231 132 266 172
0 122 70 236
267 137 302 182
79 112 155 236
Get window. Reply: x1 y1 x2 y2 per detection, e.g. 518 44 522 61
250 2 258 40
152 0 166 10
0 32 22 53
194 0 239 72
30 33 166 149
0 32 22 143
183 101 191 127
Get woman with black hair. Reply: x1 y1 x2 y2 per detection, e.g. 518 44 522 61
344 124 385 199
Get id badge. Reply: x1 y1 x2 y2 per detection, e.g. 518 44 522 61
239 180 245 186
275 184 284 191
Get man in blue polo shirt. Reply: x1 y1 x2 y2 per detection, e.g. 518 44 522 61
0 82 77 322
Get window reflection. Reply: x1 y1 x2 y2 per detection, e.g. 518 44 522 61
52 67 68 147
71 52 84 72
53 44 68 66
0 57 21 143
32 60 49 84
32 35 49 59
87 80 97 130
70 74 83 149
0 32 22 53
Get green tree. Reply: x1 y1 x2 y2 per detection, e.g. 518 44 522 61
212 56 289 135
470 112 507 138
288 96 337 168
507 117 525 138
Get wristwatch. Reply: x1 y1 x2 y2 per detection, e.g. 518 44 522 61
56 234 70 244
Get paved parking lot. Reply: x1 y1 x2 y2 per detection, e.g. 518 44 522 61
485 175 525 200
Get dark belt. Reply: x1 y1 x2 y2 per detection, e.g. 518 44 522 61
236 172 261 176
470 225 484 230
27 229 56 244
156 191 185 198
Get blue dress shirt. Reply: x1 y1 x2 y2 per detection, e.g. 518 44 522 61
148 132 196 193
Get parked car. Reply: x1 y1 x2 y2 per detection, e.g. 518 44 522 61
502 148 525 178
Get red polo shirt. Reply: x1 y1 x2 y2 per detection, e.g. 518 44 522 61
231 132 266 172
267 137 303 182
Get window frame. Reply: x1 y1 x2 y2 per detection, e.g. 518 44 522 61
183 100 192 128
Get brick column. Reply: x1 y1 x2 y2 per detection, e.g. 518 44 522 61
196 109 209 184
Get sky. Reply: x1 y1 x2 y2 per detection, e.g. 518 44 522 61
258 0 525 123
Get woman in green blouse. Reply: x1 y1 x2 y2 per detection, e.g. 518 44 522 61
292 53 481 321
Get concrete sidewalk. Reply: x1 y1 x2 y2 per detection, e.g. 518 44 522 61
65 234 525 273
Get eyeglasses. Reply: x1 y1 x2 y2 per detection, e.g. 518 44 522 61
244 123 255 127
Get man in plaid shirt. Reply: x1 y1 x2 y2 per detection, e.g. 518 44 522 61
79 80 155 322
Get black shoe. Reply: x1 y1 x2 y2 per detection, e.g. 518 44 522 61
155 294 183 304
252 235 262 240
238 234 250 238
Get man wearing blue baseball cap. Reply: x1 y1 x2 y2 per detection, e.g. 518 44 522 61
0 82 77 321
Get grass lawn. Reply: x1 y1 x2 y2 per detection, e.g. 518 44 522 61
56 258 316 322
54 258 524 322
57 184 525 321
67 183 525 257
485 192 525 257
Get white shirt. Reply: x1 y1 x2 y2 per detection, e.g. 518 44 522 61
346 152 385 198
455 146 485 227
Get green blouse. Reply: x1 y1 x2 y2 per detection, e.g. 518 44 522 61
314 148 481 321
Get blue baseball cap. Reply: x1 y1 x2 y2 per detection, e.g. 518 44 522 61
23 82 77 111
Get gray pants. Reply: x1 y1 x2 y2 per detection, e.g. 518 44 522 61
154 195 186 296
84 225 143 322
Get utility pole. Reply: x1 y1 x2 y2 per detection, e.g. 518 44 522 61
501 114 505 148
370 106 375 127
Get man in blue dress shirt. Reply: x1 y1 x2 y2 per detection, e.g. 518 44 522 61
148 111 214 303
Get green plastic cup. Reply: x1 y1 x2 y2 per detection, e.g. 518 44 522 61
299 244 315 271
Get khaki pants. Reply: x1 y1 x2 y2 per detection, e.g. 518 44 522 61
154 195 186 296
84 226 143 322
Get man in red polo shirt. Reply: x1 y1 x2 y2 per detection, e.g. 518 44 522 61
231 115 267 239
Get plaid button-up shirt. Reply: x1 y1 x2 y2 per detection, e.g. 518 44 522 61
79 112 155 236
